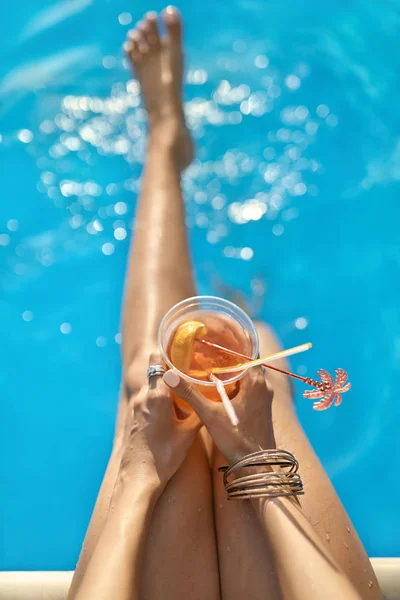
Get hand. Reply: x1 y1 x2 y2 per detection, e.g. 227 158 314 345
118 353 202 492
163 367 275 465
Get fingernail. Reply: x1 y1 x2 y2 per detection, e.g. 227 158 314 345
163 370 180 388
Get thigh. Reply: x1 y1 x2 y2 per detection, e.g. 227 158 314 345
211 328 283 600
127 354 221 599
256 322 380 599
212 444 281 600
213 321 379 600
71 355 220 600
141 429 220 600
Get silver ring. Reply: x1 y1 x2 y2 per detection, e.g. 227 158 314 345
147 364 166 379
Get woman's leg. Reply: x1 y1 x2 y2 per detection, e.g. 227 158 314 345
212 321 381 599
69 9 219 600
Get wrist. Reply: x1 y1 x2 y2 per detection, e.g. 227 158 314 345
103 476 160 552
219 449 302 503
113 467 163 507
223 443 276 470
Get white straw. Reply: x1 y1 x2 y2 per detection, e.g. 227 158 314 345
207 343 312 375
210 373 239 427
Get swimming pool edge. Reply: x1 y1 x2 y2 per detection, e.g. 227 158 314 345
0 559 399 599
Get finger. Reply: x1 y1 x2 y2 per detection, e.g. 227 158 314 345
240 366 268 394
163 371 213 422
147 352 167 391
142 353 173 418
240 367 274 402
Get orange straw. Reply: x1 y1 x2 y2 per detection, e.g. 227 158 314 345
198 340 312 384
188 343 312 379
191 342 312 426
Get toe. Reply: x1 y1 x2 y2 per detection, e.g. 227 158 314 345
123 40 133 54
163 6 182 43
135 23 149 53
126 30 142 63
138 19 150 42
145 12 161 48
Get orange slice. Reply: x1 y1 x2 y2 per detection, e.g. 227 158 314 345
170 320 207 373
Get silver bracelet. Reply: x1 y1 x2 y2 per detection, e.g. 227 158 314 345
219 449 304 500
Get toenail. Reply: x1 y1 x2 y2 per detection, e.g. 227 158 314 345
165 5 179 15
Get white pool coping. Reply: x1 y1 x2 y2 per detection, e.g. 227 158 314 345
0 559 399 599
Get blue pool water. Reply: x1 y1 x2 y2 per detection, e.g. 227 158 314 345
1 0 400 570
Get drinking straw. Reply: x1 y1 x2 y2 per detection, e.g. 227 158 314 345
209 373 239 427
188 343 312 378
198 340 316 385
199 340 351 412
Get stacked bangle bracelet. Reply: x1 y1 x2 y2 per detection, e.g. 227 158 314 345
219 449 304 500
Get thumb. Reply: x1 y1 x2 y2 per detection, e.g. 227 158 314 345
163 370 212 423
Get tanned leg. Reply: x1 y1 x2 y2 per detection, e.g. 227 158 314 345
69 9 219 600
212 321 380 599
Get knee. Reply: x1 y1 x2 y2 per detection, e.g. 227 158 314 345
124 349 157 397
254 321 284 359
254 321 293 396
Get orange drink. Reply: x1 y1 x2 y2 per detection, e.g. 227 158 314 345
159 296 259 405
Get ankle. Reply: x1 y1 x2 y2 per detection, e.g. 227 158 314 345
148 116 182 139
147 136 181 167
148 129 189 169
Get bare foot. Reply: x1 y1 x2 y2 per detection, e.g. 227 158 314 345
124 7 194 169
